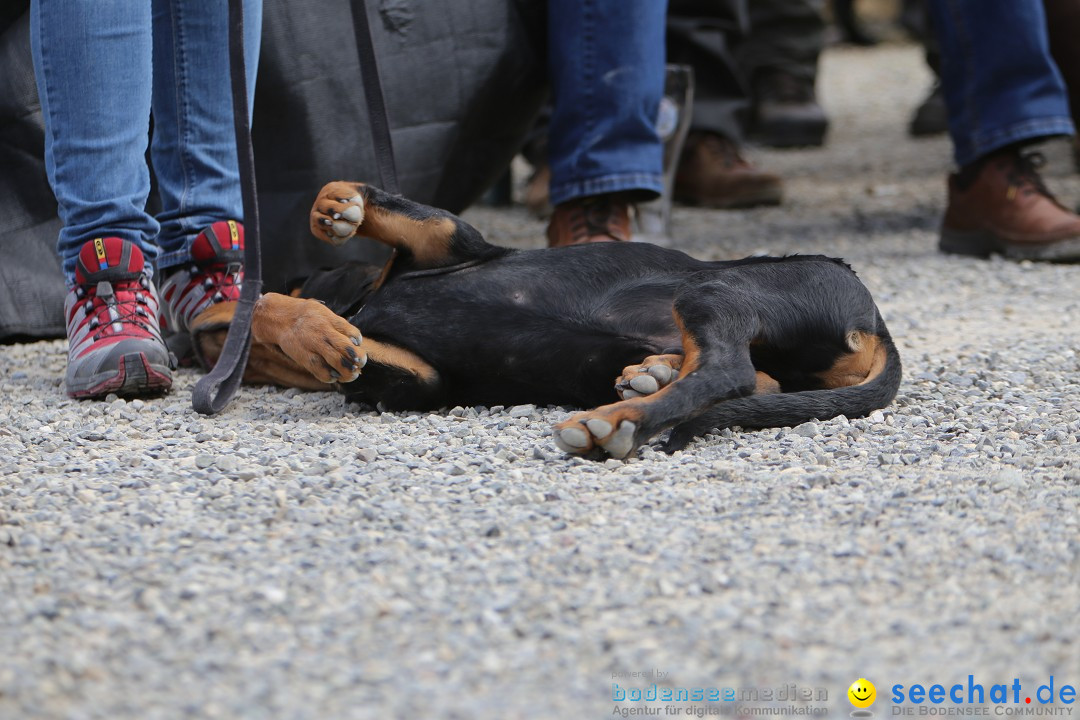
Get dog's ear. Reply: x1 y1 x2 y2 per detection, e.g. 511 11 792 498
294 261 384 317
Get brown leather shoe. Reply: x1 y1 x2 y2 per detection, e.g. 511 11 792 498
941 148 1080 261
546 194 632 247
674 132 783 209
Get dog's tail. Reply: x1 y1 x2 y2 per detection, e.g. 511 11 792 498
662 329 903 453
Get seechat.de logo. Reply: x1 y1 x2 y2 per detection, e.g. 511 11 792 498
850 678 877 717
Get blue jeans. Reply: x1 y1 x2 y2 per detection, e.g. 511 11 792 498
928 0 1073 167
547 0 667 206
30 0 262 284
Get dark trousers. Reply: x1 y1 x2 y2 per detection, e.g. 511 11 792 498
666 0 825 143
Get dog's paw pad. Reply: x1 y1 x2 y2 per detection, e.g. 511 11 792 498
553 412 642 460
628 375 659 395
331 220 357 238
341 204 363 223
585 418 612 439
599 421 637 460
311 184 365 245
616 355 680 399
647 364 673 385
555 426 591 452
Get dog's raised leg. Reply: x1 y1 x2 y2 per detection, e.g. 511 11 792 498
309 181 503 271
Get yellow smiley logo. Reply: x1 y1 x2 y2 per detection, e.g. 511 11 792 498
848 678 876 708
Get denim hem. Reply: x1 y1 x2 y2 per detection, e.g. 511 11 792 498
549 173 664 206
957 117 1074 167
157 244 196 272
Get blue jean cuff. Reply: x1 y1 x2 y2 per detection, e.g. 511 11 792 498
156 244 196 273
549 173 664 207
956 117 1075 167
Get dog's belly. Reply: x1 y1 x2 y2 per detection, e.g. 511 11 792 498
352 250 693 406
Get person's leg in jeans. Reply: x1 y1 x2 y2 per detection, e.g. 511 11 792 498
31 0 173 397
545 0 667 247
154 0 262 335
927 0 1080 260
31 0 158 281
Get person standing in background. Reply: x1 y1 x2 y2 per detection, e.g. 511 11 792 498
926 0 1080 261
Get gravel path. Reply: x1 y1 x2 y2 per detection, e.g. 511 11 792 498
2 44 1078 720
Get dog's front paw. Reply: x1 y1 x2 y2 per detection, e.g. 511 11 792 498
310 181 366 245
273 298 366 383
615 354 682 399
553 404 646 460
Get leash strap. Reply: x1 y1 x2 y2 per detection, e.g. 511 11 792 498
350 0 400 195
193 0 398 413
192 0 262 414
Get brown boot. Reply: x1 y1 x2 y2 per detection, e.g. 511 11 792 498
940 148 1080 261
546 194 632 248
674 132 783 209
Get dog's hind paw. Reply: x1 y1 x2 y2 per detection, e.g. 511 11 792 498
310 181 366 245
615 354 682 399
553 405 645 460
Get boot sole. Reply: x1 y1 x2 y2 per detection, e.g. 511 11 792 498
68 352 174 399
940 228 1080 262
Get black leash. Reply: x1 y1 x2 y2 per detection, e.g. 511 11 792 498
349 0 400 195
193 0 397 414
192 0 261 414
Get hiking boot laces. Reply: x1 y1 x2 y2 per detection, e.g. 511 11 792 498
77 276 158 343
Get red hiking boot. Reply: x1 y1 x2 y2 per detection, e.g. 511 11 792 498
64 238 174 399
160 220 245 335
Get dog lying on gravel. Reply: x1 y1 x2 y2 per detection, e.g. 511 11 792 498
192 182 902 459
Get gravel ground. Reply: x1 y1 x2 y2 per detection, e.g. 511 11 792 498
2 44 1078 720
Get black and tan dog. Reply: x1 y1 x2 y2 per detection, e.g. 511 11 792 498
193 182 902 459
